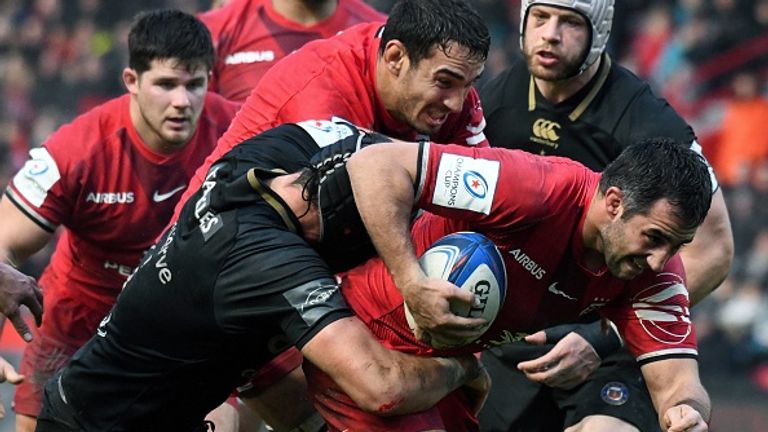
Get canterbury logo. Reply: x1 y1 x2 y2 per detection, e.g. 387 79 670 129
532 119 561 141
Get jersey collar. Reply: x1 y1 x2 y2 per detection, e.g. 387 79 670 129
246 168 303 236
528 53 613 122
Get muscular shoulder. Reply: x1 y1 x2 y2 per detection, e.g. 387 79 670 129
596 64 695 145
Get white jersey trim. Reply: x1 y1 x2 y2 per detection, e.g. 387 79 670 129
636 347 698 362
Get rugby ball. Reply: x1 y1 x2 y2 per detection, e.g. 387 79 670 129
405 232 506 348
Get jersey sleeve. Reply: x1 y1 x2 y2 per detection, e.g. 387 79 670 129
213 226 353 350
435 87 488 147
414 143 583 230
599 256 698 364
5 134 80 231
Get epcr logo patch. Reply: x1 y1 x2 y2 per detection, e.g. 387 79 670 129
25 160 49 176
463 170 488 198
600 381 629 406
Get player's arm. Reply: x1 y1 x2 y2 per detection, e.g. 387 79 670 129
680 188 733 305
301 315 483 415
346 141 485 344
0 196 48 341
641 358 710 431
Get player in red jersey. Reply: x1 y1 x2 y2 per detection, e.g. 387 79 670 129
0 10 238 432
178 0 490 218
300 137 713 431
179 1 491 429
199 0 385 102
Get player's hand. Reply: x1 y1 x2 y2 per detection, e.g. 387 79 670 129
401 276 486 346
516 331 600 389
663 404 708 431
461 359 491 415
0 262 44 342
0 354 25 419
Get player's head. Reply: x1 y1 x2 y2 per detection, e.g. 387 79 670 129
377 0 489 135
520 0 614 80
123 9 213 152
596 138 712 279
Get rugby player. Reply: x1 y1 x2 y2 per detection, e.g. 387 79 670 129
0 10 238 431
478 1 732 430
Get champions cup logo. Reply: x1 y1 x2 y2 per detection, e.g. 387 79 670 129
532 118 561 142
463 171 489 198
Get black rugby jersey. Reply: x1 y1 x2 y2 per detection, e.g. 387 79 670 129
481 54 697 171
58 124 355 431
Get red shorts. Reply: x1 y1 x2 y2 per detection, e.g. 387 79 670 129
303 361 478 432
14 278 113 417
13 330 79 416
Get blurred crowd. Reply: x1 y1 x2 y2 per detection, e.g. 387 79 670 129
1 0 767 390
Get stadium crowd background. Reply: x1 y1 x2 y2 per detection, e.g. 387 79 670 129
0 0 767 429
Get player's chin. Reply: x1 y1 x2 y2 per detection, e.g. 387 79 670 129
162 130 192 146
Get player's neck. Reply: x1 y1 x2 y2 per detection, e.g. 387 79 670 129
534 59 600 105
272 0 338 25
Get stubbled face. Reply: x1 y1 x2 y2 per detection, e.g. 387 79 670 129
390 43 484 135
600 199 697 280
522 5 590 81
126 58 208 153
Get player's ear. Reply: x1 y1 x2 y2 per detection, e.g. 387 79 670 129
122 67 139 94
604 186 624 220
381 40 407 77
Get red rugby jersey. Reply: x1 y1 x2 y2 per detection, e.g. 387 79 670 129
341 144 697 363
200 0 385 102
175 22 488 220
5 93 237 342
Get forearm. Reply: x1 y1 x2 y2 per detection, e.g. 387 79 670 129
642 359 711 427
347 143 424 290
375 354 480 415
304 317 479 415
681 190 733 304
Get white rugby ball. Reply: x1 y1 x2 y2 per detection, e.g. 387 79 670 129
405 231 507 348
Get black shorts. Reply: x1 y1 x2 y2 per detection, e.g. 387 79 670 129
478 347 661 432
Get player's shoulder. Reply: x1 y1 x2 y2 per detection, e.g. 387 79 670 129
198 0 258 34
602 62 693 141
339 0 387 21
203 92 240 119
45 95 129 155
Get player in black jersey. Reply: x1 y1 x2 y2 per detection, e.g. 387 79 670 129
34 121 486 432
477 1 733 431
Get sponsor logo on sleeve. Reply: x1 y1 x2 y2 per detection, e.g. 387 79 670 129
432 153 499 215
12 147 61 207
296 119 356 148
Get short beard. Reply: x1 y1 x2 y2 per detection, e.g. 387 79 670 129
523 43 587 82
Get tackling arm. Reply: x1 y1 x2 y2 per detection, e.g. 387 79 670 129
0 196 51 340
301 316 482 415
680 188 733 305
641 358 710 431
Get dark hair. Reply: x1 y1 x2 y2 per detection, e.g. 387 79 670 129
128 9 213 74
293 167 320 208
599 137 712 229
380 0 490 66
